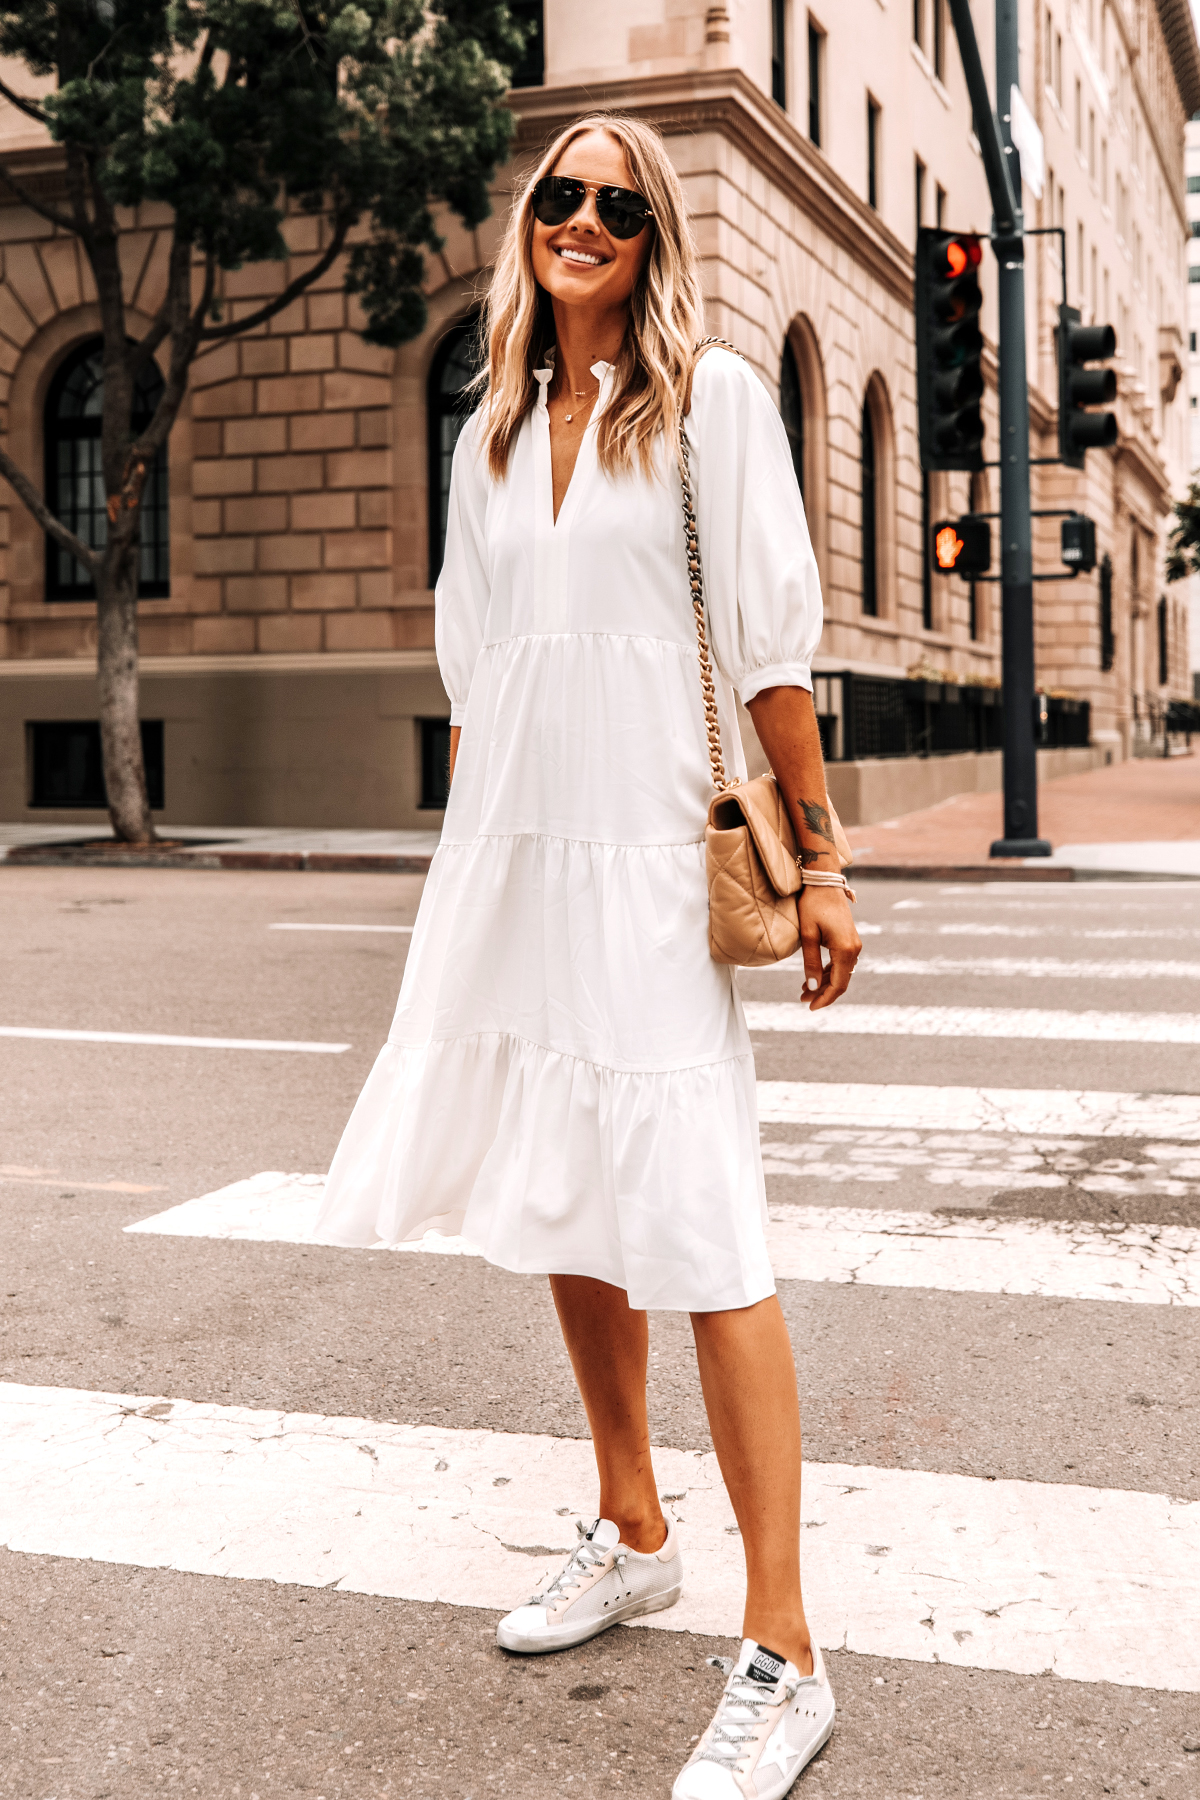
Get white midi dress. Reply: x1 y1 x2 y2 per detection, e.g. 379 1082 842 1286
312 347 824 1311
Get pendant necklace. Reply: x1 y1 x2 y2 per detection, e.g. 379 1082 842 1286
563 382 599 424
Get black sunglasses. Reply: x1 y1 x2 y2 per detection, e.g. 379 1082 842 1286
531 176 654 240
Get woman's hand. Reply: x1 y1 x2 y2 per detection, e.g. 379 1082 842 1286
799 887 861 1010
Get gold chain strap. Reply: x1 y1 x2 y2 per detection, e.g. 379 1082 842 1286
678 335 744 795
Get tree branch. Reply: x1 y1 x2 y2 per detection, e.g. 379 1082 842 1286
0 75 47 127
0 446 99 578
131 251 214 463
199 216 350 341
0 161 80 236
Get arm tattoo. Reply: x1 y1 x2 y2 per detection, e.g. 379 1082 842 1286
798 844 822 867
798 798 834 844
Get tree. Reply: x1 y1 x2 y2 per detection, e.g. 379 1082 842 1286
1165 479 1200 586
0 0 522 841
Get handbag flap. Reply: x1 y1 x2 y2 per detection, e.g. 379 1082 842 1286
707 775 803 895
707 775 852 892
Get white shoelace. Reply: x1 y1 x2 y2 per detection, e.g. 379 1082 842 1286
533 1521 626 1607
695 1657 800 1774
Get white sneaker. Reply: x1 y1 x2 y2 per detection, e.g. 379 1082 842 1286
672 1638 835 1799
495 1516 682 1654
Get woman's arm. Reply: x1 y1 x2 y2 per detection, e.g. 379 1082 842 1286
746 685 861 1010
449 725 461 784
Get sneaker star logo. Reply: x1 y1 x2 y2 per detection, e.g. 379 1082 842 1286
757 1733 799 1780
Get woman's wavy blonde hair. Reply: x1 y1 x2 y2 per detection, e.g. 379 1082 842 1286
478 113 705 481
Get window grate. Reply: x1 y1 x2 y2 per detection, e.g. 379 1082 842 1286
28 720 164 810
419 718 452 811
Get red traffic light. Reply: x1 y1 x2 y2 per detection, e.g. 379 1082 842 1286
940 236 983 278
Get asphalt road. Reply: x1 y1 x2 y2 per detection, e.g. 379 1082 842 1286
2 866 1199 1799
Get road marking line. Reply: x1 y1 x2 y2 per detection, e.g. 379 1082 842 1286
0 1027 350 1053
743 1002 1200 1044
857 956 1200 981
2 1383 1195 1691
756 1081 1200 1137
1 1175 165 1193
269 924 414 934
126 1173 1200 1306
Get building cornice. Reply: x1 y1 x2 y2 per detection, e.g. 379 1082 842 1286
1114 433 1172 514
1154 0 1200 118
512 69 917 308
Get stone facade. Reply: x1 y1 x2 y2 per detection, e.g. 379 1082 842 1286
0 0 1197 825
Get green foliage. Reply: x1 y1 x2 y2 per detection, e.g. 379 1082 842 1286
1165 479 1200 584
0 0 523 346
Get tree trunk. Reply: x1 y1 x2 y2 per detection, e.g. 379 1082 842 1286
96 551 155 843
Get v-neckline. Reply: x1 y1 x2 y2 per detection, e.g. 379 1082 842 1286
535 358 611 532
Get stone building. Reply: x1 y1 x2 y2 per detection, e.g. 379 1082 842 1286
1186 111 1200 694
0 0 1197 827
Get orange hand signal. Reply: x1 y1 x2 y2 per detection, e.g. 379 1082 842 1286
935 525 964 570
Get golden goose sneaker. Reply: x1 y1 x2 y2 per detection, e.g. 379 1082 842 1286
672 1637 835 1799
495 1516 682 1654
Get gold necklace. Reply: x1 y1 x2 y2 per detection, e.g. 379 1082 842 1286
562 379 599 424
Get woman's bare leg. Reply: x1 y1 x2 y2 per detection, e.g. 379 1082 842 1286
690 1294 813 1674
549 1274 668 1554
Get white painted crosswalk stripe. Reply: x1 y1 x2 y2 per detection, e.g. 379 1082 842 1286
757 948 1200 977
0 1027 350 1053
743 1002 1200 1044
269 923 413 934
125 1173 1200 1307
858 955 1200 980
3 1384 1195 1692
756 1080 1200 1136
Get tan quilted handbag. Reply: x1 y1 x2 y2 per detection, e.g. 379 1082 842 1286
679 343 852 967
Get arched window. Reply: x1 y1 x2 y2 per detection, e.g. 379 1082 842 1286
781 316 829 591
427 317 485 585
779 339 805 499
861 394 878 616
44 338 169 601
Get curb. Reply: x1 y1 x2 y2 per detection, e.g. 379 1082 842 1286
849 863 1200 882
1 846 436 873
3 846 1196 882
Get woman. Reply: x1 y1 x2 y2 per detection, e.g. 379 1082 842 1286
315 113 861 1799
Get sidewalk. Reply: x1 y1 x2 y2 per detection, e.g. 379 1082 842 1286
845 751 1200 880
3 753 1197 877
0 825 442 872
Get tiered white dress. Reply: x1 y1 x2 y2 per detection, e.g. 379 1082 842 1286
312 347 823 1311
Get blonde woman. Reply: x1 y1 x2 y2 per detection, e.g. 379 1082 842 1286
316 113 860 1798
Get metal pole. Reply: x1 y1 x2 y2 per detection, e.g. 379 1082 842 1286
946 0 1050 855
990 0 1049 854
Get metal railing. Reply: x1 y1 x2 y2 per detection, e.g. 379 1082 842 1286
811 672 1090 762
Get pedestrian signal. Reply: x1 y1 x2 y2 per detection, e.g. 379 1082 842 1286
916 228 985 472
1060 513 1096 572
931 514 991 578
1057 305 1117 468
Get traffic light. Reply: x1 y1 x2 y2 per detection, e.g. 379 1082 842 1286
932 514 991 578
1057 305 1117 468
916 228 985 472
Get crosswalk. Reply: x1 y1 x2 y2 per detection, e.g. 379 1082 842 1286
6 875 1200 1771
126 1167 1200 1306
5 1384 1196 1691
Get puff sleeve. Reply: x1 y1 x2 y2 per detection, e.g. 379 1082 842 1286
684 347 823 704
434 412 490 727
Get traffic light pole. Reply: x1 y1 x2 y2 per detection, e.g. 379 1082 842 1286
946 0 1051 855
